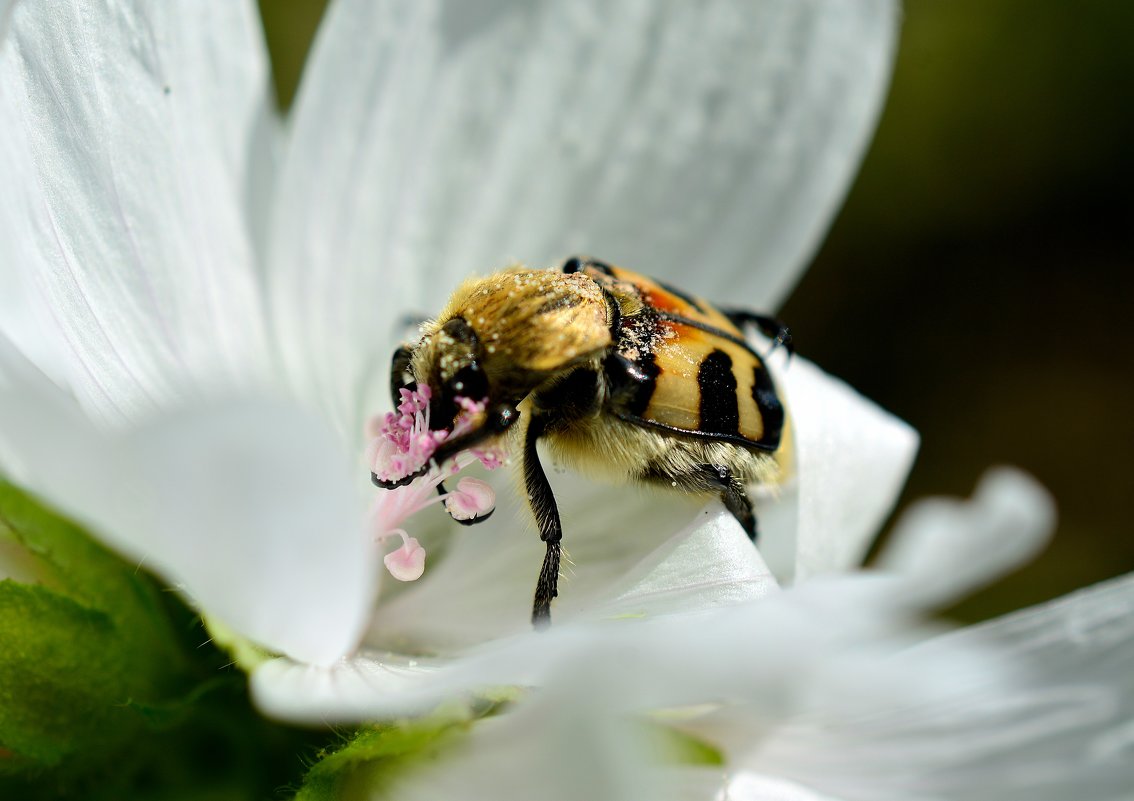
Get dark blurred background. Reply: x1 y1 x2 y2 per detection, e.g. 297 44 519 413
258 1 1134 621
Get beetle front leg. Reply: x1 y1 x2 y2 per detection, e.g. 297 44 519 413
523 413 562 628
371 404 518 490
389 345 416 407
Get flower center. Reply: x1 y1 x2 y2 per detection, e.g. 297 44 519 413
365 386 506 582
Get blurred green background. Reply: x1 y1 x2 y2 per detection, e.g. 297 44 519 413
257 1 1134 621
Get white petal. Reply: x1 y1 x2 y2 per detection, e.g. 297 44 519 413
252 570 894 724
251 653 446 723
0 36 72 386
364 473 775 654
771 355 918 582
252 484 776 723
271 0 898 434
251 625 597 723
2 1 274 422
271 572 1133 795
721 773 845 801
0 336 379 665
878 467 1056 609
265 0 436 436
747 573 1134 801
596 504 779 619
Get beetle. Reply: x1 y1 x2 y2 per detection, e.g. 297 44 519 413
380 257 791 625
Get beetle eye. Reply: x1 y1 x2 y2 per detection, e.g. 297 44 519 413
451 363 488 400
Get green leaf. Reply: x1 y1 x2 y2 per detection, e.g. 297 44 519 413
295 699 510 801
0 482 194 776
639 721 725 767
121 675 236 730
0 481 351 799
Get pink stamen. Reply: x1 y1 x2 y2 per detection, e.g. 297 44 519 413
367 386 507 582
368 386 442 484
443 476 497 521
379 529 426 582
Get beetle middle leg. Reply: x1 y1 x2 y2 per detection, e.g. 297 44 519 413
642 461 759 542
702 464 758 542
523 412 562 628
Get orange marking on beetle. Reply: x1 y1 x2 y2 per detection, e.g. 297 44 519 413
639 287 686 315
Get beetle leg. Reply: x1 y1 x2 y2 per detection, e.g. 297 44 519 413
720 310 793 358
726 491 758 541
704 464 758 542
372 403 518 491
389 345 416 407
428 403 519 467
524 413 562 628
640 459 759 541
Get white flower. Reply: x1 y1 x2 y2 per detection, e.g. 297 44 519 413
0 0 908 713
5 7 1128 799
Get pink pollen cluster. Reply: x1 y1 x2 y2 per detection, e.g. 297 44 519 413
367 386 443 485
366 386 508 582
